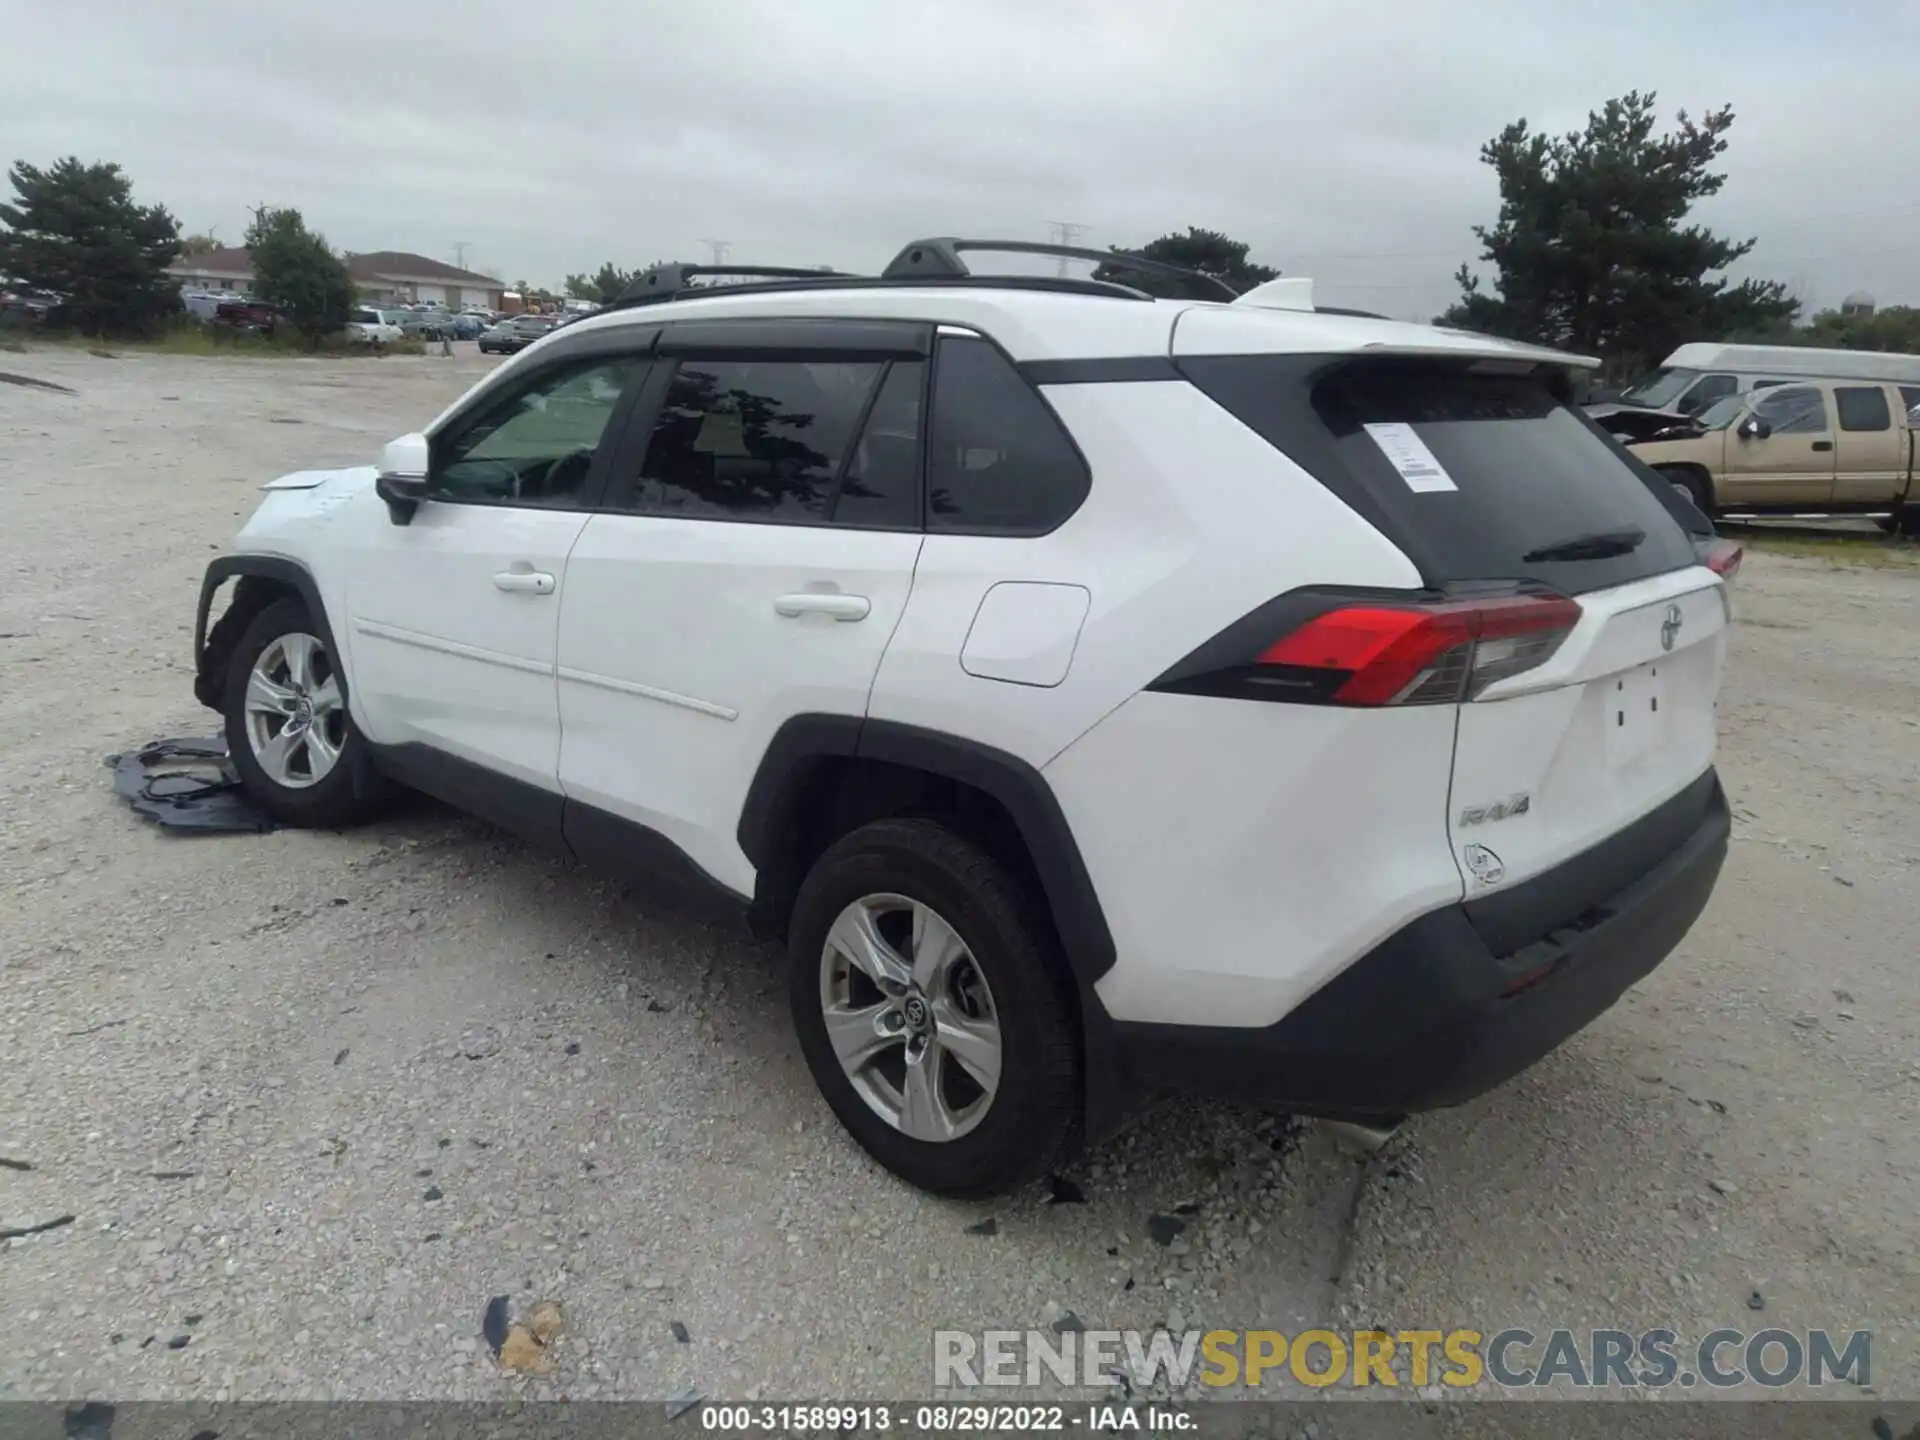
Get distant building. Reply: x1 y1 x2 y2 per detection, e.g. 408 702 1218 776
167 248 506 311
169 246 255 294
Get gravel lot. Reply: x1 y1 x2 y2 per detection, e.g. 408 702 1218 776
2 349 1916 1414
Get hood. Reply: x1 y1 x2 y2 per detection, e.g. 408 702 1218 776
1585 400 1687 421
261 464 379 492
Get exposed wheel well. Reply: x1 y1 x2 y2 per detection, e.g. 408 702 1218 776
197 574 303 708
1654 463 1715 514
749 756 1048 949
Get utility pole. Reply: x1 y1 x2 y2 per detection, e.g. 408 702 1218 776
451 241 471 270
1047 221 1086 277
698 237 732 266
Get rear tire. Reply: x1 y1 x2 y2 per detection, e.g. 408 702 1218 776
788 818 1082 1197
221 597 390 828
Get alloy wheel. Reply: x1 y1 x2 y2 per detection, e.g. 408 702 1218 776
243 631 345 788
819 893 1003 1142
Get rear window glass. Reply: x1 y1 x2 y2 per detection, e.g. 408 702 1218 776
1180 356 1699 595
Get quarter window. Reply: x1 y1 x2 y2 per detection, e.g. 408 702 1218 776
926 337 1089 534
1835 386 1891 432
633 359 884 521
433 355 644 506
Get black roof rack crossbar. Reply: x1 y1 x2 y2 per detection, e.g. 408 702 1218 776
881 238 1241 302
611 262 859 309
607 269 1157 311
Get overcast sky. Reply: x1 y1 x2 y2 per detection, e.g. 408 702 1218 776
6 0 1916 318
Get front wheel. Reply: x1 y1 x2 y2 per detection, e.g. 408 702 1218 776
221 597 389 828
788 819 1082 1197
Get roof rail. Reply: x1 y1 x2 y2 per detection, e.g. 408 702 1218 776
610 262 858 309
882 238 1240 301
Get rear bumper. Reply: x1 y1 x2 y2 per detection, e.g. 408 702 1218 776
1108 769 1730 1119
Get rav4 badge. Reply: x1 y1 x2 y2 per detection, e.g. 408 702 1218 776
1459 793 1530 827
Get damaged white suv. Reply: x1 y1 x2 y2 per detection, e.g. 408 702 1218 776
191 239 1739 1196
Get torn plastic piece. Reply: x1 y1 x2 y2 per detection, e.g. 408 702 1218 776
105 736 274 834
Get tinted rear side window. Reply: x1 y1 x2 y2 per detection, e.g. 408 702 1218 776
927 337 1089 535
1180 355 1700 595
1836 386 1891 431
632 358 882 521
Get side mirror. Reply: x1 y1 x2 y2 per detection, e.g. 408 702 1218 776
376 432 431 525
1737 416 1772 441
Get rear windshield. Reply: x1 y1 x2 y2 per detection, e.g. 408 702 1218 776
1179 356 1701 595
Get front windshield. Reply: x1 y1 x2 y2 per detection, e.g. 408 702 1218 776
1621 366 1701 408
1694 395 1746 431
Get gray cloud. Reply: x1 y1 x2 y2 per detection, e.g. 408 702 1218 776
7 0 1916 318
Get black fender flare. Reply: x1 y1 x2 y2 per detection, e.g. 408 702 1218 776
738 714 1136 1142
192 554 342 709
737 714 1116 986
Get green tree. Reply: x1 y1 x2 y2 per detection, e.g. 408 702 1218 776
179 231 223 256
562 263 637 304
244 206 353 346
1438 91 1797 378
1092 227 1278 298
0 157 181 335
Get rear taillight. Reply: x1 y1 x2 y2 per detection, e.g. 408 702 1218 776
1152 590 1582 707
1261 593 1580 705
1697 536 1743 581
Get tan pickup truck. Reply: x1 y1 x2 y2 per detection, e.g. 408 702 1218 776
1629 377 1920 531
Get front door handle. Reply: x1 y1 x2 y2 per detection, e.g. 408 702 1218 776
1810 440 1834 452
774 592 870 622
493 570 556 595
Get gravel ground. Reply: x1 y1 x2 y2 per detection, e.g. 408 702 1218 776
1 349 1916 1415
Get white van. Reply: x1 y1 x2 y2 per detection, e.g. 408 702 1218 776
1603 343 1920 427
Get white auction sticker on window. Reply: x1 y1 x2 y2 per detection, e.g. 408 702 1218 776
1363 422 1457 493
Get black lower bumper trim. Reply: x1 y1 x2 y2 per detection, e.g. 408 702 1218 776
1111 771 1730 1120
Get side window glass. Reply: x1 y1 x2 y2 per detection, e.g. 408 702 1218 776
1835 386 1891 432
1900 384 1920 417
1678 373 1736 414
926 337 1089 535
829 361 923 529
1754 386 1828 436
434 356 643 505
634 358 882 521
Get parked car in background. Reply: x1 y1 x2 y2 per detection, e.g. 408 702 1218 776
214 300 281 334
1627 377 1920 530
392 310 454 342
476 315 556 354
447 312 488 340
2 282 64 321
344 308 404 346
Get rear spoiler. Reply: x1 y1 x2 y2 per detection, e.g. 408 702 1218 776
1357 340 1602 373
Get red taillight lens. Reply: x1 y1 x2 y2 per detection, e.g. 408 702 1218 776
1698 537 1743 581
1257 593 1581 706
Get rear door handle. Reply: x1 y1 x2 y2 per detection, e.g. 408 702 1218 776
493 570 556 594
774 592 870 621
1811 440 1834 452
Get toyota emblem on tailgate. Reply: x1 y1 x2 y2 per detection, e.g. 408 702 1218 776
1660 603 1683 652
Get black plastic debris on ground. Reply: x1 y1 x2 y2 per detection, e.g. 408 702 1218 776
105 737 274 834
482 1295 512 1357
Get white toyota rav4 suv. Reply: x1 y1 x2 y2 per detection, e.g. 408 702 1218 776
190 239 1740 1197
